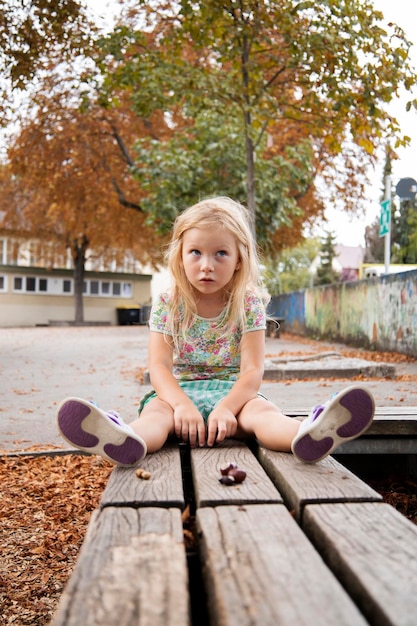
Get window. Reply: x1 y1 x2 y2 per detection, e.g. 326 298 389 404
122 282 133 297
26 277 36 291
12 275 70 294
9 275 135 297
101 281 110 295
83 279 133 298
0 275 5 292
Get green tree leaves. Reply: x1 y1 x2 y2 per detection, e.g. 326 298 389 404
95 0 417 247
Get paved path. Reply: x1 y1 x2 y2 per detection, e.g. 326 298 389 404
1 326 416 452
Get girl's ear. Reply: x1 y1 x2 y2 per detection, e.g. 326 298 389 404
235 261 241 271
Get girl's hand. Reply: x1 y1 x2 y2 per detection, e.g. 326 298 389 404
173 403 206 448
207 407 238 447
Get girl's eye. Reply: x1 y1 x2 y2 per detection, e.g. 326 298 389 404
190 249 201 256
216 250 227 257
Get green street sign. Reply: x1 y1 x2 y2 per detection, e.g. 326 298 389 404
379 199 391 237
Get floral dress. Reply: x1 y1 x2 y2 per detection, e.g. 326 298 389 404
149 292 266 381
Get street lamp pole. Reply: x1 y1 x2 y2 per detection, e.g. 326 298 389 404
384 175 391 274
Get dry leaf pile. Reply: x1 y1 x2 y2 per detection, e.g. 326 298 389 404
268 332 417 367
0 454 112 625
368 475 417 524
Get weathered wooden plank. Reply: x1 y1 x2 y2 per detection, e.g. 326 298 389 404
100 443 184 509
257 448 382 520
284 407 417 418
284 407 417 437
335 437 417 454
304 501 417 626
51 506 190 626
191 440 283 508
367 414 417 436
197 504 367 626
371 416 417 435
373 406 417 416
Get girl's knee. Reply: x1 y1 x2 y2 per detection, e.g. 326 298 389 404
140 397 173 420
238 397 283 422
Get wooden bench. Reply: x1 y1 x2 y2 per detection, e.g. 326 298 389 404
266 316 285 338
51 445 189 626
52 412 417 626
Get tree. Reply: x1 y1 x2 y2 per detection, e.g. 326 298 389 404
364 218 385 263
315 231 339 286
97 0 417 245
0 0 92 126
365 196 417 265
132 108 317 253
263 238 320 295
392 198 417 263
365 143 417 265
2 0 417 319
0 71 166 322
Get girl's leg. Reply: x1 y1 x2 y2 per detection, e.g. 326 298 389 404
130 397 175 454
236 397 300 451
237 385 375 463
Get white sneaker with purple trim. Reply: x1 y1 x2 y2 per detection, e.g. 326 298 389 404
291 385 375 463
56 397 147 467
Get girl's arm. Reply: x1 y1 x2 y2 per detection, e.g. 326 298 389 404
147 331 207 447
206 329 265 446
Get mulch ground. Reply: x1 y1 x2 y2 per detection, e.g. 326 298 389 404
0 454 113 625
367 474 417 524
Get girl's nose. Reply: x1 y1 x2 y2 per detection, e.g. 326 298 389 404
200 256 213 272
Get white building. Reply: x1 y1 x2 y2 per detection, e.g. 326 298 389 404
0 236 152 327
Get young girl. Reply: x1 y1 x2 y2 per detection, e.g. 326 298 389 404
56 197 375 466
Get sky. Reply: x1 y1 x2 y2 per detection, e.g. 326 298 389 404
85 0 417 247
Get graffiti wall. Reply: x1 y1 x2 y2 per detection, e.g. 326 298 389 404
269 269 417 357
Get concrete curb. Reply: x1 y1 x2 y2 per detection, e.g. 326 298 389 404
264 355 396 380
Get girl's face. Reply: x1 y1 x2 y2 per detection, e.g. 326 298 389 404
181 226 241 300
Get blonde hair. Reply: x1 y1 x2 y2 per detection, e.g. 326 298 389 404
165 196 269 346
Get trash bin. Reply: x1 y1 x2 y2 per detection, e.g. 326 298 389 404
116 307 141 325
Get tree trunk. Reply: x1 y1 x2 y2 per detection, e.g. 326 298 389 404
240 32 256 238
245 128 256 238
72 237 88 324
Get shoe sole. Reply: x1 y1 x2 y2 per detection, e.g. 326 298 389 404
291 385 375 463
56 397 146 466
